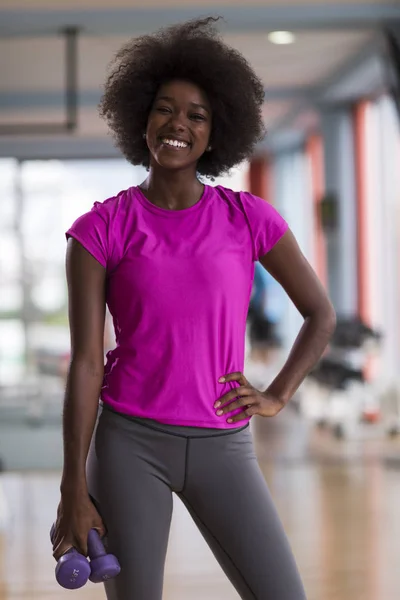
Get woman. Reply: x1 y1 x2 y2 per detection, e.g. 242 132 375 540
52 17 336 599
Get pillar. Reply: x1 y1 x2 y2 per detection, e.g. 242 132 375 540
248 156 270 202
306 134 327 287
321 109 358 316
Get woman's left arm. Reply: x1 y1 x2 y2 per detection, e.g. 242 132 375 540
215 228 336 423
258 228 336 405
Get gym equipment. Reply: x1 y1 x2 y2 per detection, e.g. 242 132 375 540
50 523 90 589
86 527 121 584
50 523 121 589
300 317 382 438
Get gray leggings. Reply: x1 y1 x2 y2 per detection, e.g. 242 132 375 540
86 405 306 599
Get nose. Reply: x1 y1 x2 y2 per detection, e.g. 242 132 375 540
168 112 186 132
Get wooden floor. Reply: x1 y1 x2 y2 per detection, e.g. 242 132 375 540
1 409 400 600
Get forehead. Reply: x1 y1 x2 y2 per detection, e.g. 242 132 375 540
155 79 210 108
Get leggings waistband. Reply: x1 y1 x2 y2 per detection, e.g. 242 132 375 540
101 403 249 439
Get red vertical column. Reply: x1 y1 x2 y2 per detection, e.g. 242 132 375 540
354 100 380 411
248 156 271 203
306 135 327 287
354 101 370 325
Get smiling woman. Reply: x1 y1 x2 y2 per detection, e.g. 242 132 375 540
99 16 265 178
144 80 212 177
53 15 335 600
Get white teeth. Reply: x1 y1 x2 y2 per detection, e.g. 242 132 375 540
162 138 188 148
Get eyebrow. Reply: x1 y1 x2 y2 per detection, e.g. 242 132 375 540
156 96 210 114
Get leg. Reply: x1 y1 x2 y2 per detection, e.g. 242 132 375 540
86 408 174 600
180 426 306 600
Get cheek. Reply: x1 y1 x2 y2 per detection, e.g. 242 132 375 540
196 124 212 147
145 121 155 140
145 124 160 153
146 113 161 137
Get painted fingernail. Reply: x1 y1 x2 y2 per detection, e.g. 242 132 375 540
214 401 221 408
218 377 225 383
216 410 223 416
227 418 233 423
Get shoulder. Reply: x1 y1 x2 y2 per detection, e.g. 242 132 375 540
66 187 136 269
211 184 284 220
91 187 134 222
211 184 267 207
210 184 242 206
210 185 288 261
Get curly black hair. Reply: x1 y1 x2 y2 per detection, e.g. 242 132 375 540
99 16 265 178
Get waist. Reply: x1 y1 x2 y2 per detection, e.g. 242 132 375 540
101 402 249 438
101 352 248 430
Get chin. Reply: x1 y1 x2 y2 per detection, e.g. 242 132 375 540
155 157 196 171
151 146 204 171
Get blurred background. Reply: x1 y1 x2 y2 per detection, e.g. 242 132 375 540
1 1 400 599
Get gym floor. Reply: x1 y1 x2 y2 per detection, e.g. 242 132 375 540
1 408 400 600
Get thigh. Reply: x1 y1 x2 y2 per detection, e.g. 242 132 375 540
86 409 173 600
180 427 306 600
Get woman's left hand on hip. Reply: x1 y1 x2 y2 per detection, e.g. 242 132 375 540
214 372 285 424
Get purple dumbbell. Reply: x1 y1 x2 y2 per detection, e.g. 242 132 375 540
50 523 91 589
87 528 121 583
50 524 121 589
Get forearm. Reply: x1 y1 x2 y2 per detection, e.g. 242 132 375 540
265 307 336 404
60 358 104 494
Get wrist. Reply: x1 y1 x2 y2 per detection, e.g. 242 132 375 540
263 386 289 407
60 473 88 497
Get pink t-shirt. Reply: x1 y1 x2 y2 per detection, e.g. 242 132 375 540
66 184 288 428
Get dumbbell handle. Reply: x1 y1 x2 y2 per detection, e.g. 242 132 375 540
51 524 106 560
87 528 107 559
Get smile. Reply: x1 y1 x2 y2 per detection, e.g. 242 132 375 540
160 137 189 149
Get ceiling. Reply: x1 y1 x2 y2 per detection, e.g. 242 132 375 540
0 1 397 158
0 0 394 9
0 30 375 92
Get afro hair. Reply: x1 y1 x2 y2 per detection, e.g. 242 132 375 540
99 16 265 178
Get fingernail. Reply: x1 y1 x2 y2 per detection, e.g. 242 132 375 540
214 401 221 408
218 377 225 383
227 418 233 423
216 410 223 416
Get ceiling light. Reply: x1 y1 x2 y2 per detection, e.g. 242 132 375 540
268 31 296 45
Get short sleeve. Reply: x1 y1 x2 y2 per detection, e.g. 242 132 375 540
239 191 288 261
65 202 110 269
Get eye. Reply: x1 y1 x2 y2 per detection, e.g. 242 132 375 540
156 106 171 114
191 113 206 122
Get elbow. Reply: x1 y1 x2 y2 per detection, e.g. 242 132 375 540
315 301 337 336
305 300 336 336
69 354 105 379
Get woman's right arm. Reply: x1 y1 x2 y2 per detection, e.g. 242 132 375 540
52 237 107 559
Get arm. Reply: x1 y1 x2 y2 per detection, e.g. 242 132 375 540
259 228 336 403
215 228 336 423
61 237 106 491
53 238 107 557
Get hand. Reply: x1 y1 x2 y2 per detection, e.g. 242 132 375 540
52 490 106 560
214 371 285 424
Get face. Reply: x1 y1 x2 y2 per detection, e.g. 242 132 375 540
145 80 212 172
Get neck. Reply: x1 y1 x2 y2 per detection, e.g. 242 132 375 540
140 166 204 210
